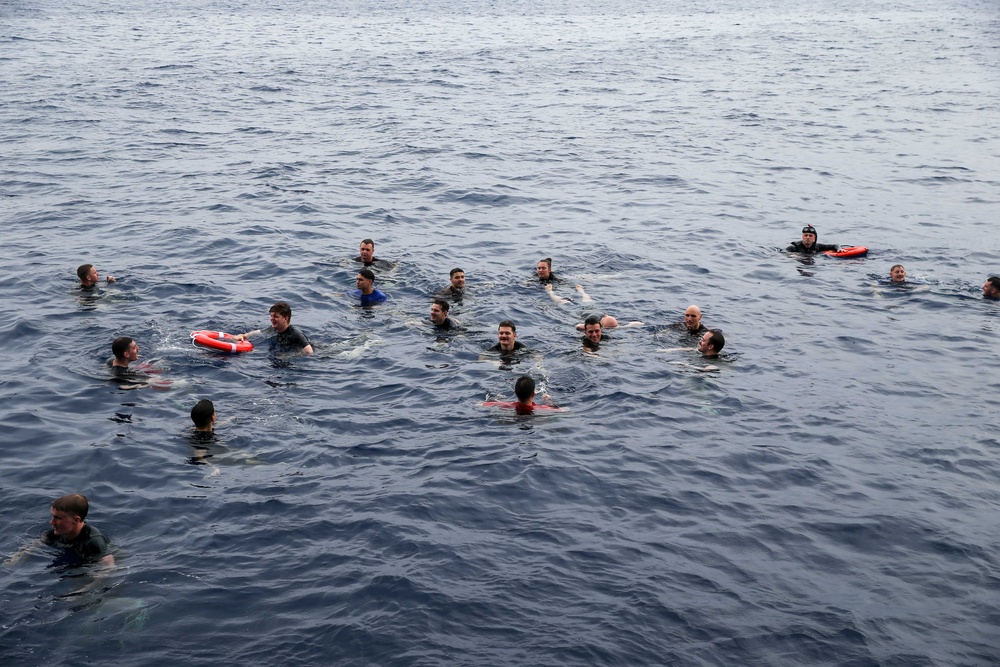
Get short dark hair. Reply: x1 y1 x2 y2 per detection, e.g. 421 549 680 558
269 301 292 320
52 494 89 520
111 336 133 359
77 264 93 281
988 276 1000 291
498 320 516 332
432 298 450 313
360 238 374 247
191 399 215 428
890 264 904 273
514 375 535 402
450 267 464 277
584 315 602 328
358 268 375 282
708 329 725 352
539 257 552 268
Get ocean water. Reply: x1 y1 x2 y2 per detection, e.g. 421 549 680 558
2 0 999 664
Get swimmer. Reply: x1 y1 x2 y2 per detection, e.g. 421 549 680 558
487 320 526 354
191 399 216 433
350 269 387 307
430 298 459 330
353 238 393 270
660 329 725 358
4 494 114 568
890 265 907 283
786 225 838 254
483 375 561 415
581 314 608 352
438 268 465 297
678 305 708 336
111 336 140 369
234 302 314 354
77 263 116 287
983 276 1000 300
536 257 559 283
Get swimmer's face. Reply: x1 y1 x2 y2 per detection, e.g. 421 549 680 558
430 303 448 325
684 306 702 332
536 261 551 280
356 273 373 293
270 311 290 332
584 323 602 344
50 507 82 537
497 325 516 350
84 266 100 285
890 266 906 283
124 341 140 362
697 331 713 356
983 280 1000 299
801 232 817 248
450 271 465 289
359 243 374 264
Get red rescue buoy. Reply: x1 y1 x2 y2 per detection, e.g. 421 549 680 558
190 330 253 354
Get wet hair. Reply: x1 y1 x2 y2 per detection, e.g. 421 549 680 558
360 238 374 248
191 399 215 428
708 329 726 352
802 225 817 236
450 267 464 277
51 494 89 520
583 315 603 329
269 301 292 320
498 320 516 333
358 268 376 283
538 257 552 268
890 264 904 273
514 375 535 403
988 276 1000 291
432 298 450 313
111 336 134 359
77 264 94 281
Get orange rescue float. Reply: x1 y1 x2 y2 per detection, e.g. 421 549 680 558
825 246 868 258
190 330 253 354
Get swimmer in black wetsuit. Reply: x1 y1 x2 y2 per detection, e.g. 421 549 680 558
438 268 465 299
786 225 838 254
983 276 1000 300
4 494 114 568
429 298 460 331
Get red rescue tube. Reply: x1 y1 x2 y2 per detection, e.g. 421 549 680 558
825 246 868 258
190 330 253 354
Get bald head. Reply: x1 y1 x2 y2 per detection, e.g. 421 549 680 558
684 305 703 333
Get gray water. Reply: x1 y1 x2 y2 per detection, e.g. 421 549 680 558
2 0 999 665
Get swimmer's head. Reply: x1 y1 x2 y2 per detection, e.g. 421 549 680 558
890 265 906 283
984 276 1000 299
684 305 702 332
449 268 465 289
77 263 99 286
514 375 536 403
430 298 450 325
801 225 817 247
191 399 216 429
112 336 139 362
536 258 553 280
51 494 89 522
583 314 603 345
359 239 375 264
698 329 725 357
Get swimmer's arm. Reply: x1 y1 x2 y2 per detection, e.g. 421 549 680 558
97 553 116 568
3 537 45 566
545 284 570 304
621 321 644 328
574 284 593 303
233 329 264 342
302 344 314 355
118 382 149 391
659 347 695 353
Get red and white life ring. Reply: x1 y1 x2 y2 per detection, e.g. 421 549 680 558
190 331 253 354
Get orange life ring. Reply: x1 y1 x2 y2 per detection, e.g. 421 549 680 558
190 330 253 354
825 246 868 258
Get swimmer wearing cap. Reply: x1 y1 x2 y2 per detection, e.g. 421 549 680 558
786 225 839 254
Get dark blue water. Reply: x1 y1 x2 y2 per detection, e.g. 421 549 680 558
3 0 1000 664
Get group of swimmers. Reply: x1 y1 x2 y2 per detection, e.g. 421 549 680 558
11 230 998 570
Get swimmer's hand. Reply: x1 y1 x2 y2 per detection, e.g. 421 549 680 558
233 330 262 342
106 276 117 283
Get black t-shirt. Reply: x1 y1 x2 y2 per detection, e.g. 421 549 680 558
43 524 111 566
274 324 311 350
487 341 526 353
